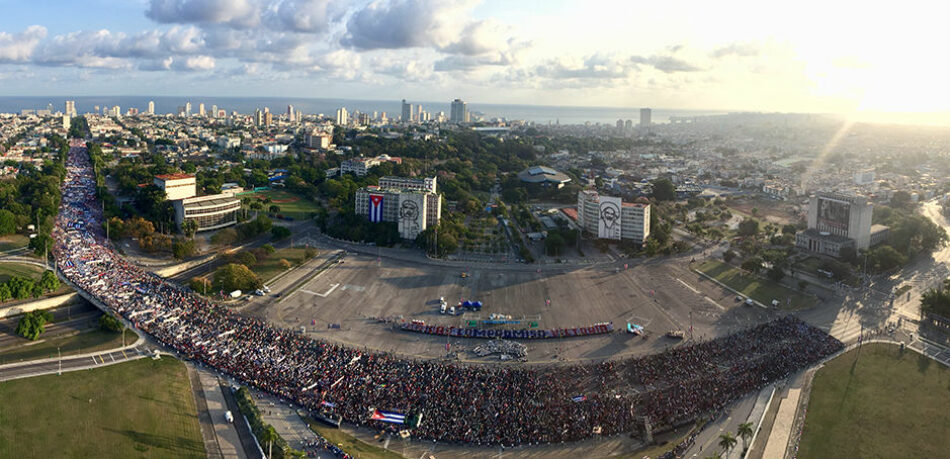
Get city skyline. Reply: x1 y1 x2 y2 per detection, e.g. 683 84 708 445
0 0 947 122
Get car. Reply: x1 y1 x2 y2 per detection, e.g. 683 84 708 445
263 286 271 293
460 272 468 278
440 303 447 314
735 295 743 302
745 298 755 306
254 289 265 296
274 293 282 298
225 411 234 423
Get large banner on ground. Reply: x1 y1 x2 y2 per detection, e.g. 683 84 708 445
598 195 622 240
399 322 614 339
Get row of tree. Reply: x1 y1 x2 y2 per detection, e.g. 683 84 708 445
0 270 60 303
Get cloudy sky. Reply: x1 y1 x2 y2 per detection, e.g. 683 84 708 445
0 0 946 114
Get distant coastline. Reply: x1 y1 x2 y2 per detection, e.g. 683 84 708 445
0 95 723 125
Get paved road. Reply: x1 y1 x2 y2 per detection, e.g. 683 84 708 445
0 345 149 382
195 367 251 459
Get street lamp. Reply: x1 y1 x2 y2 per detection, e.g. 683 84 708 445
58 346 61 376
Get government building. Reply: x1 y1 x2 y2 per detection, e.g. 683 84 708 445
795 192 889 257
576 190 651 244
354 176 441 240
155 173 241 233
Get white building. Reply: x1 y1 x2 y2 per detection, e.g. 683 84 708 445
154 173 197 201
378 176 436 193
304 131 331 149
340 155 402 177
217 136 241 149
450 99 469 123
336 107 348 125
576 190 651 244
173 194 241 232
355 185 441 239
795 192 887 256
147 100 155 115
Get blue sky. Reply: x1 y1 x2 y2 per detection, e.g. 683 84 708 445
0 0 947 114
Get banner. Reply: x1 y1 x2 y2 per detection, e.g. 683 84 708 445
369 194 384 223
399 322 614 339
598 195 622 240
371 409 406 424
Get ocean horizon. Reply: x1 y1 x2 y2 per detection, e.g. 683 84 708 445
0 95 725 125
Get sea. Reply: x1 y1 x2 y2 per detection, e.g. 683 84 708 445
0 96 722 126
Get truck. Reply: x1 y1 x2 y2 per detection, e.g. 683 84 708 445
229 290 242 299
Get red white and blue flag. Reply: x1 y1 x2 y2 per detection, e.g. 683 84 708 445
370 409 406 424
369 194 384 222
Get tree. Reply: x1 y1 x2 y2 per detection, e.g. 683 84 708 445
279 259 292 269
213 263 262 292
737 218 760 237
39 270 59 292
0 209 15 235
190 276 212 295
737 422 754 452
236 252 257 267
741 257 763 274
651 178 676 201
182 219 199 239
545 232 566 256
891 190 913 208
718 432 737 454
722 249 737 263
269 205 281 214
172 238 197 260
767 265 784 282
99 314 124 332
15 310 53 340
799 280 808 291
211 228 238 246
271 226 291 240
262 425 279 459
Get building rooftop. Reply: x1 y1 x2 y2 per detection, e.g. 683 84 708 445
155 173 195 181
518 166 571 184
182 195 240 208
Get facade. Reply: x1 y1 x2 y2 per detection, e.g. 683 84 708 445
355 185 441 239
378 176 437 193
340 155 402 176
450 99 469 123
173 194 241 232
304 131 331 149
154 173 197 201
640 108 652 127
336 107 348 125
401 99 413 123
576 190 651 244
147 100 154 115
65 100 76 117
796 192 885 256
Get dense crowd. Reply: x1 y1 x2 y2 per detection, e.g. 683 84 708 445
52 141 843 449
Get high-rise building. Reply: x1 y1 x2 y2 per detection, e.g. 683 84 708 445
450 99 469 123
111 105 121 117
416 105 423 122
336 107 349 125
147 100 155 115
185 102 192 116
576 190 651 244
625 119 633 130
795 192 889 256
264 112 273 126
254 109 263 126
62 115 71 131
287 105 295 122
355 183 442 240
199 103 206 117
65 100 76 117
616 119 624 130
639 108 651 127
401 99 412 122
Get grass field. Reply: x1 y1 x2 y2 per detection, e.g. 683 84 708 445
697 260 815 309
305 418 403 459
248 189 322 219
0 262 45 283
0 234 29 252
0 357 205 458
252 247 312 283
797 344 950 458
0 328 129 364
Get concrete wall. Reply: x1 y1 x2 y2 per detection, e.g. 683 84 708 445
152 254 215 277
0 292 80 319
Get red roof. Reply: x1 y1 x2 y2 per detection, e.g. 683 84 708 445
561 207 578 220
155 173 195 181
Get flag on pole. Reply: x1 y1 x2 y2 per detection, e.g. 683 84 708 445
370 409 406 424
321 401 336 408
369 194 384 222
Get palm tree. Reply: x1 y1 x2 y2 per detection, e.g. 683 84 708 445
737 421 754 452
261 425 279 459
719 431 737 455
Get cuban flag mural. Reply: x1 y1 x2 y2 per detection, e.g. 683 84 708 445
369 194 384 222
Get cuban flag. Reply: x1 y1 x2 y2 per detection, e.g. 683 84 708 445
572 395 587 403
321 401 337 408
369 194 384 222
370 409 406 424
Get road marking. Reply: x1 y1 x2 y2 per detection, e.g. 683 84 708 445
301 283 340 298
109 353 115 362
675 278 700 294
121 349 127 358
91 356 98 365
704 297 726 311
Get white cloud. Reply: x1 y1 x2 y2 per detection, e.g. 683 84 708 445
146 0 260 28
0 26 47 62
175 55 216 70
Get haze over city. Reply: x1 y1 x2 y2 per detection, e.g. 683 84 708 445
1 0 949 123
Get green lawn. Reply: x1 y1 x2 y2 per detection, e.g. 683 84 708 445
305 417 404 459
252 247 311 283
797 344 950 458
0 262 45 283
0 357 205 458
697 260 815 309
0 328 130 364
0 234 29 252
250 189 322 219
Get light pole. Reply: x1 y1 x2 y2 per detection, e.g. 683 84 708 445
58 346 61 376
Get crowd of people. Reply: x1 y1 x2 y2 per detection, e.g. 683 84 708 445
52 141 844 450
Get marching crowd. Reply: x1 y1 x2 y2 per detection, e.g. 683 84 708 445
52 142 843 450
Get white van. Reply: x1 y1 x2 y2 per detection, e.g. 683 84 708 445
225 411 234 423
